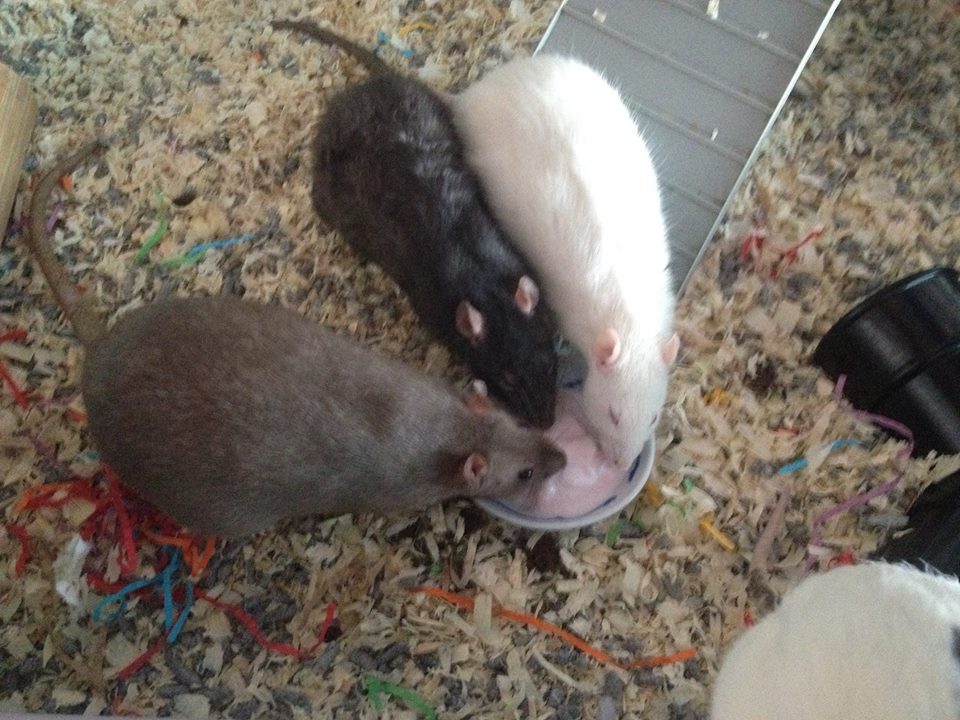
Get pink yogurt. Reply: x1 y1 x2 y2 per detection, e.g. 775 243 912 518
504 391 624 518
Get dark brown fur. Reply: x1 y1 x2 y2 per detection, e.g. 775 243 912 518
25 141 566 538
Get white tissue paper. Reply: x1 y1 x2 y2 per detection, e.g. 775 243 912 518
53 534 93 607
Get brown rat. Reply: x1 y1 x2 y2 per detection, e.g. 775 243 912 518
272 20 560 428
25 140 566 539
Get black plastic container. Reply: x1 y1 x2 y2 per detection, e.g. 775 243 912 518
876 468 960 577
813 267 960 457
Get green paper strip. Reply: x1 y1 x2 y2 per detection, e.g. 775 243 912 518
134 191 168 265
604 518 646 546
160 252 203 270
363 676 436 719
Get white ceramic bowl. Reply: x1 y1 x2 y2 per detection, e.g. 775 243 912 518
474 437 655 531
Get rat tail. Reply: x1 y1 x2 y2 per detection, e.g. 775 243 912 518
272 19 393 76
26 139 108 347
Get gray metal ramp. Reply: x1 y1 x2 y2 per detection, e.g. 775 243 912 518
537 0 840 290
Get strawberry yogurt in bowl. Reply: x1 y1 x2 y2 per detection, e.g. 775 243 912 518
476 374 655 531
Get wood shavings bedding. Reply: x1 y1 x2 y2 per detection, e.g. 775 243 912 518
2 0 959 718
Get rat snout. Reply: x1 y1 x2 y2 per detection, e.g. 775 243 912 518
541 444 567 478
596 438 623 469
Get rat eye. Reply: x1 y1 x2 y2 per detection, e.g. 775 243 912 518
517 467 534 481
608 408 621 427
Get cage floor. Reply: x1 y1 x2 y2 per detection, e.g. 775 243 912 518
1 1 959 718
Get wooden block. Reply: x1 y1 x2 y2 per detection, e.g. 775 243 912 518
0 61 38 232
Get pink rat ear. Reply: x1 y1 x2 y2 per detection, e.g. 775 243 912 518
593 328 621 369
514 275 540 316
465 379 492 414
459 452 489 489
455 300 486 344
661 332 680 367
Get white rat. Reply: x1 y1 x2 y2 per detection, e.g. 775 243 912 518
712 562 960 720
452 55 680 468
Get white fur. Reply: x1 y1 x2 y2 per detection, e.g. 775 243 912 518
452 55 675 467
712 562 960 720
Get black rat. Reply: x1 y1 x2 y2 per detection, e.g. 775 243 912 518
272 19 560 428
24 140 566 539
